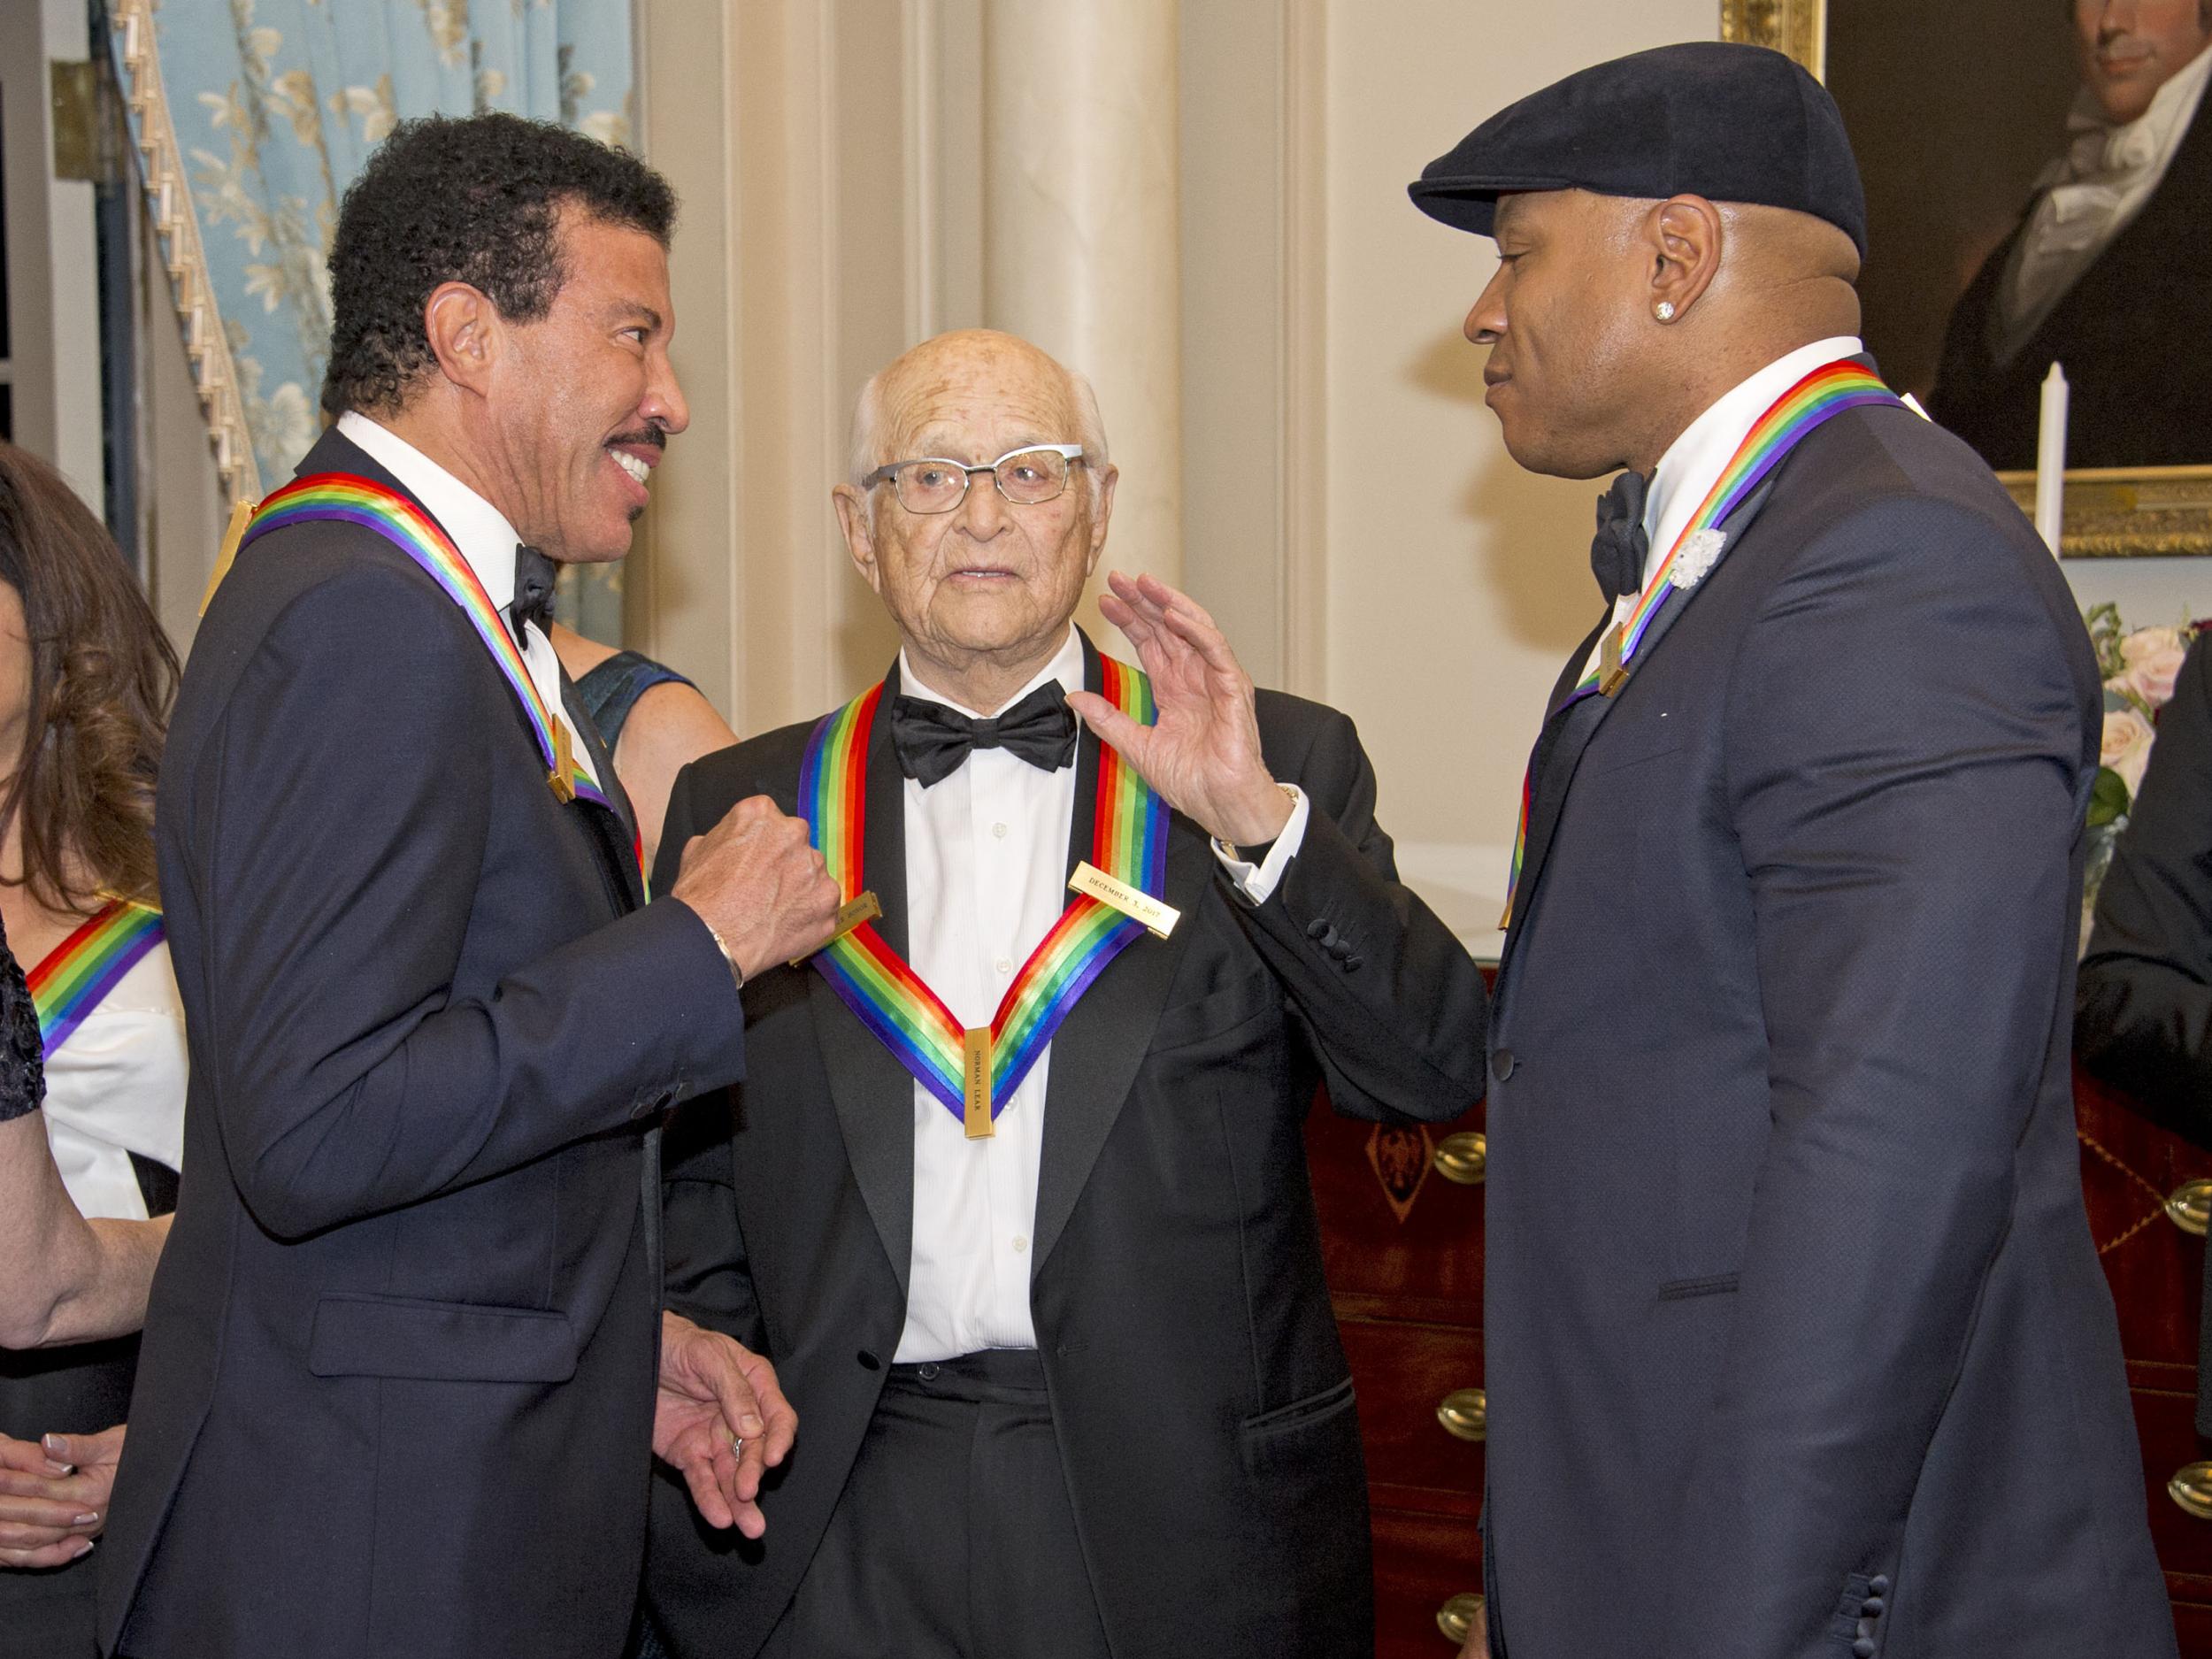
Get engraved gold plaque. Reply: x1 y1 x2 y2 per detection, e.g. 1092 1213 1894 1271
787 892 882 967
1069 861 1180 939
963 1028 994 1140
1598 624 1628 698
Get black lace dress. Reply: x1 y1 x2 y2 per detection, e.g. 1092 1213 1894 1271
0 907 43 1124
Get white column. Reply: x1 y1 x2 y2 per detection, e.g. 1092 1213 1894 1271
982 0 1182 594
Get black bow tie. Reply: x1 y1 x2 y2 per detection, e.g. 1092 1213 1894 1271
1592 471 1651 606
511 544 557 643
890 682 1079 788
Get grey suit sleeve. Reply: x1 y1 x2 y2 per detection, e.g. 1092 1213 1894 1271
2077 634 2212 1130
1663 499 2091 1656
190 567 749 1241
1231 703 1490 1123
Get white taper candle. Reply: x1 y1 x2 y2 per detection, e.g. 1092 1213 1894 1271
2035 361 2070 556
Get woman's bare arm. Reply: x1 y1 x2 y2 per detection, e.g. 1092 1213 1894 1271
0 1113 170 1348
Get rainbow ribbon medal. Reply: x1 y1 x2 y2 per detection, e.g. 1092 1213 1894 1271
238 473 646 891
1500 358 1903 928
29 898 164 1056
799 657 1169 1138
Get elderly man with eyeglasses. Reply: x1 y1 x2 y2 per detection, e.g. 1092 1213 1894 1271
636 327 1487 1659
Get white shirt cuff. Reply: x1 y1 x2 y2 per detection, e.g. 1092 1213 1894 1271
1211 786 1310 905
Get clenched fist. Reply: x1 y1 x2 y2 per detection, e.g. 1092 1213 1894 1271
670 795 842 983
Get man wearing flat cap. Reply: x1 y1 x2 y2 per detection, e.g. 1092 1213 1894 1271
1411 40 2172 1659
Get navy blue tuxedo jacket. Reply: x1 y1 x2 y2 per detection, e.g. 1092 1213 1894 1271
641 640 1490 1659
99 429 749 1659
1482 402 2174 1658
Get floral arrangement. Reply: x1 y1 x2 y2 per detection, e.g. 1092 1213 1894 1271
2082 603 2198 923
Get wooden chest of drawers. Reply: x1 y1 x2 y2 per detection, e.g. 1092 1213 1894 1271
1306 1091 1489 1656
1310 1058 2212 1654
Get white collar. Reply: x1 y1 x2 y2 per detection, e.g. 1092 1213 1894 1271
335 411 527 619
898 626 1085 719
2054 37 2212 181
1641 335 1865 579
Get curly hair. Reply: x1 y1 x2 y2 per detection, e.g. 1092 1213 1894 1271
321 112 677 418
0 443 180 912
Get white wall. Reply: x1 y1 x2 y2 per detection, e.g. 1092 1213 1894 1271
1320 0 1718 947
2062 558 2212 631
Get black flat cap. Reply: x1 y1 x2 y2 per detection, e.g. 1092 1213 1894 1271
1409 42 1867 259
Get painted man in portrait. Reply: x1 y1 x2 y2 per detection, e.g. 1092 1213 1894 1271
1931 0 2212 469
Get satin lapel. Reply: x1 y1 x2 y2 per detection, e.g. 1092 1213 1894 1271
1031 634 1207 1271
560 671 645 911
811 664 918 1294
1502 472 1783 964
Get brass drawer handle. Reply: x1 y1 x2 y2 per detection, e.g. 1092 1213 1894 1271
1437 1592 1486 1645
2168 1179 2212 1237
2171 1462 2212 1519
1437 1387 1487 1442
1433 1131 1486 1186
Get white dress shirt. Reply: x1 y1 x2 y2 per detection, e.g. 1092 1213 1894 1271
335 411 598 789
1996 41 2212 368
1582 334 1865 682
893 626 1306 1360
42 942 188 1219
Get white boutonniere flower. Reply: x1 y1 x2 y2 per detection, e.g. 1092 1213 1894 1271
1671 529 1727 589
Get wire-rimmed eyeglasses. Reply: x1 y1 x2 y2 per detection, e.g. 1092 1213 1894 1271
861 444 1087 514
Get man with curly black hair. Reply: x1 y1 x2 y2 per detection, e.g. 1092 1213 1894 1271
98 113 842 1659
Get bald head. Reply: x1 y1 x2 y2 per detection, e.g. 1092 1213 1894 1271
849 329 1110 491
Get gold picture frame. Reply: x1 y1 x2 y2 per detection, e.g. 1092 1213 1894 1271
1719 0 2212 557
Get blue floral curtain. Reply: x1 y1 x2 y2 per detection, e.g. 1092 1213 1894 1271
113 0 636 640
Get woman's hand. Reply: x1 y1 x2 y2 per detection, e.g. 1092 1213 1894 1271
0 1424 124 1568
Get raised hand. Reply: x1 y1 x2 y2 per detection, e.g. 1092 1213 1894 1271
652 1312 798 1539
0 1425 122 1569
1065 572 1294 848
670 795 843 981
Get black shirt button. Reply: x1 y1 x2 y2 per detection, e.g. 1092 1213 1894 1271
856 1350 881 1370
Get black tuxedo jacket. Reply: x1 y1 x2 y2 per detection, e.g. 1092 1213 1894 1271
2078 634 2212 1126
1930 93 2212 471
1481 399 2174 1659
2077 631 2212 1433
99 430 749 1659
641 639 1488 1659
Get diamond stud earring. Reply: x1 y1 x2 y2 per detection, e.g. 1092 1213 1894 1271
1655 301 1677 322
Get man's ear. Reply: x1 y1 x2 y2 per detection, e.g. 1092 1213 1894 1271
833 483 883 594
1647 196 1724 324
1084 463 1119 576
422 281 503 396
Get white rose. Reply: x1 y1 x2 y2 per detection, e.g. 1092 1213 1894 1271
2102 705 2155 797
2116 626 2190 710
